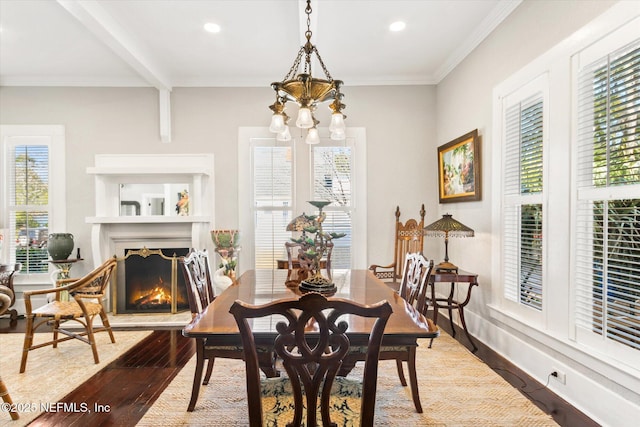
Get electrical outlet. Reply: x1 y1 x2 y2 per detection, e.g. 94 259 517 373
551 368 566 384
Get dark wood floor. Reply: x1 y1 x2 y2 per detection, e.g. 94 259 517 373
0 317 598 426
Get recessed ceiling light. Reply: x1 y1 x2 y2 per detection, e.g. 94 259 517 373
204 23 221 33
389 21 406 32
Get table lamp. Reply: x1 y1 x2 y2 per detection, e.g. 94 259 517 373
423 213 474 273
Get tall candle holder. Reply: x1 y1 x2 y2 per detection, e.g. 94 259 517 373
290 201 345 293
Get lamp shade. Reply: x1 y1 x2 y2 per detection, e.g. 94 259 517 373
423 214 474 272
286 213 314 232
423 214 474 238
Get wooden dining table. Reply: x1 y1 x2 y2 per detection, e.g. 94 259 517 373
182 269 439 410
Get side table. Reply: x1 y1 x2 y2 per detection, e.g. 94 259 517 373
428 269 479 352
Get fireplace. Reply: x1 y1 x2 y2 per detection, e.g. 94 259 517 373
114 247 190 314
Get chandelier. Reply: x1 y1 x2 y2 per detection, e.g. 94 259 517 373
268 0 346 144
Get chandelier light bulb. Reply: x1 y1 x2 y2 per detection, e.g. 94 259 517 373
269 113 286 133
329 112 346 132
296 107 314 129
305 127 320 145
276 126 292 141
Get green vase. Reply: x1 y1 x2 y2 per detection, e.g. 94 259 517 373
48 233 74 261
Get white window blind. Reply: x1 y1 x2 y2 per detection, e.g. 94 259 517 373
503 94 544 310
312 145 352 269
575 38 640 352
252 141 294 268
7 141 50 274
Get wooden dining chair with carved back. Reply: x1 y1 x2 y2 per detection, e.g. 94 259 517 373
230 292 393 427
369 204 426 291
20 257 117 373
353 251 435 413
179 249 246 411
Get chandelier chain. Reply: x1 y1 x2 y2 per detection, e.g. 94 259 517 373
283 47 305 82
314 48 333 81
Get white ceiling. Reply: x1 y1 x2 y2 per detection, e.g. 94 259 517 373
0 0 521 89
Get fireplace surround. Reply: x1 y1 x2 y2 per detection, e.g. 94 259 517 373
86 154 215 313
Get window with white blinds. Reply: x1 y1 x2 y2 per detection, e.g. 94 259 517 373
575 38 640 352
243 128 366 271
503 94 544 311
2 133 56 274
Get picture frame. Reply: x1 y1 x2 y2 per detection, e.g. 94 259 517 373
437 129 481 203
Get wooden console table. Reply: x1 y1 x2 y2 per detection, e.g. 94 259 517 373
428 270 479 352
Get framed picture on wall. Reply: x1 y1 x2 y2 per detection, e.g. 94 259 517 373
437 129 481 203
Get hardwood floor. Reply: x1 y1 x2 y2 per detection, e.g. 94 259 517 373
1 318 598 426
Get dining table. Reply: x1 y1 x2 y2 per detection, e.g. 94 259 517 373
182 268 439 410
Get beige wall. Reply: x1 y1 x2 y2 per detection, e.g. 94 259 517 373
0 84 436 274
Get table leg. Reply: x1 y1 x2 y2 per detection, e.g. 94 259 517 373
458 307 478 352
407 346 423 413
187 339 205 412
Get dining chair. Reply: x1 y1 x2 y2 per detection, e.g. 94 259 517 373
179 249 246 411
20 257 117 373
366 252 434 413
230 292 393 427
369 204 426 291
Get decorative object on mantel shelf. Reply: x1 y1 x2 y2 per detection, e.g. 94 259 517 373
175 189 190 216
210 230 240 280
290 201 345 293
267 0 346 143
47 233 74 261
423 214 474 273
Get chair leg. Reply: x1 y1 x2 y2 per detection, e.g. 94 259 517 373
53 319 60 348
407 346 423 413
395 359 407 387
0 376 19 420
188 339 206 411
85 317 100 364
20 316 35 373
203 358 215 385
99 309 116 343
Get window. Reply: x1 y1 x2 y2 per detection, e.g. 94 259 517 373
500 77 547 315
574 38 640 353
239 127 366 271
1 125 66 278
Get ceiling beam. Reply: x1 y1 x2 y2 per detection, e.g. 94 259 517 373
56 0 172 142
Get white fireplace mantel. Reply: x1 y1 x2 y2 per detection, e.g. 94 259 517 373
86 154 215 268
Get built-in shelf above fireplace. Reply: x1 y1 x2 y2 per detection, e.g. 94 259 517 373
86 154 215 312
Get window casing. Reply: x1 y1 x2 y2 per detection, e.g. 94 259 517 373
1 125 66 281
574 38 640 355
498 75 548 320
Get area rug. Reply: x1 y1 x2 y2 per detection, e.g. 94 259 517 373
138 332 558 426
0 330 151 426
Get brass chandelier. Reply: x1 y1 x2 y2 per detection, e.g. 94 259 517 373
268 0 346 144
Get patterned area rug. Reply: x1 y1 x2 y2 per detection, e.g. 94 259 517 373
0 330 151 426
139 333 558 426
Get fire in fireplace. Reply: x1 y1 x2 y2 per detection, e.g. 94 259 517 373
120 247 190 314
